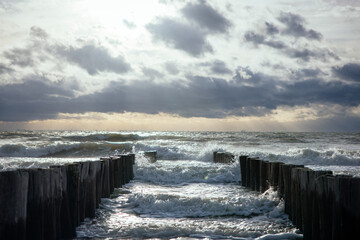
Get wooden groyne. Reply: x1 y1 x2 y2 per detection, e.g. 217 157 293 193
239 156 360 240
0 154 135 240
144 150 157 163
213 151 235 163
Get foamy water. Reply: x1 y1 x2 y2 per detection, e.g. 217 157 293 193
1 131 359 239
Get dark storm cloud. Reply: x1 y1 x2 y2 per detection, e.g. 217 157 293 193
276 79 360 110
333 63 360 82
73 74 276 118
278 12 323 40
0 76 76 121
181 0 231 34
292 68 323 79
146 17 213 57
2 68 360 121
54 44 131 75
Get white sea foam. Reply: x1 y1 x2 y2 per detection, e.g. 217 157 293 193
134 160 240 184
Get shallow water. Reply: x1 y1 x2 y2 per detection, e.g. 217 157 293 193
75 159 300 239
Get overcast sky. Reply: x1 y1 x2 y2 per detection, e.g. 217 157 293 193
1 0 360 131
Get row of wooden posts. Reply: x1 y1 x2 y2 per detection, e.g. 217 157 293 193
238 156 360 240
0 154 135 240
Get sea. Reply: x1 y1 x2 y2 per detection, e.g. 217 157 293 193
1 130 360 239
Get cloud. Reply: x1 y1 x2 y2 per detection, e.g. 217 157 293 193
1 27 49 69
54 44 131 75
123 19 136 29
265 22 279 35
209 60 232 75
333 63 360 82
146 17 213 56
0 0 24 10
0 76 76 121
30 26 48 39
3 47 35 67
1 27 132 76
0 63 13 74
278 12 323 40
164 61 179 75
244 30 338 61
322 0 360 6
2 66 360 122
142 67 164 80
278 79 360 107
244 31 286 49
181 0 231 34
292 68 323 79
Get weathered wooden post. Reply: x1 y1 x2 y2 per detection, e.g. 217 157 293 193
128 153 135 180
213 152 234 163
112 157 121 188
291 167 306 229
92 161 103 208
0 170 29 240
315 175 333 240
100 158 111 198
239 156 247 186
65 163 81 235
281 164 300 218
336 176 360 239
46 167 63 240
253 159 260 191
120 156 127 185
50 165 76 239
26 168 48 240
125 154 133 182
109 158 115 194
265 161 272 189
278 163 285 197
269 162 282 190
245 157 251 188
77 162 88 221
298 170 332 240
259 160 269 193
249 158 256 190
85 161 98 218
145 151 157 163
26 168 62 240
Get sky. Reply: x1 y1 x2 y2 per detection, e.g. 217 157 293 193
0 0 360 132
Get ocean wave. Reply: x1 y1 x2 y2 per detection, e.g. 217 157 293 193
260 148 360 166
0 142 134 157
125 185 284 219
62 133 143 142
134 160 240 184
